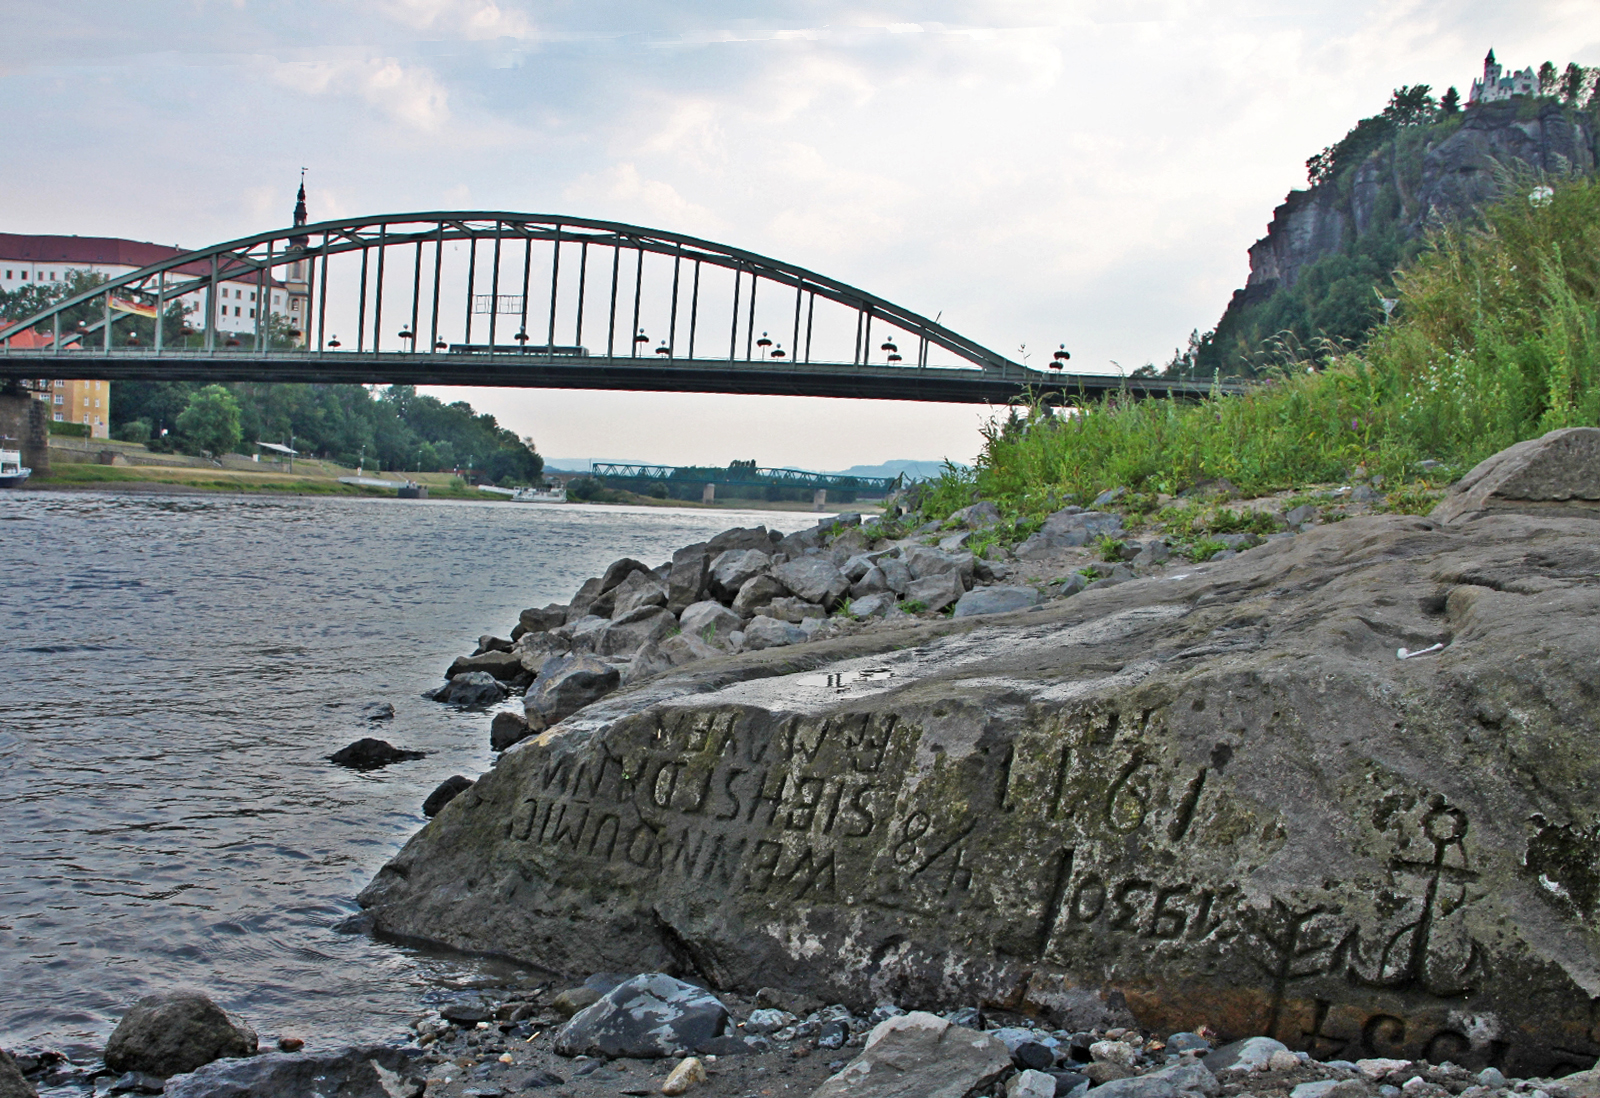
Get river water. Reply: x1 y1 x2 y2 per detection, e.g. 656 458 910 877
0 491 814 1060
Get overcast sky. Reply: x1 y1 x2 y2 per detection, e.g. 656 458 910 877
5 2 1597 468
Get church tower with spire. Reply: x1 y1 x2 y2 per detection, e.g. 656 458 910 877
284 172 310 346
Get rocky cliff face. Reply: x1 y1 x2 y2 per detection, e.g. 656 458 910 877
1223 100 1596 322
359 433 1600 1078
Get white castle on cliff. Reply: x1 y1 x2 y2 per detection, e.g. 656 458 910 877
1470 49 1538 104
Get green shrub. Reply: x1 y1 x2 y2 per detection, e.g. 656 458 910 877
49 420 90 437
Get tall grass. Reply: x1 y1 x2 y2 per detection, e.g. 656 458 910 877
930 176 1600 520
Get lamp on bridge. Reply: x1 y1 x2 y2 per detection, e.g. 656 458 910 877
398 327 415 346
756 332 773 358
771 344 786 359
434 339 447 350
126 332 140 346
225 336 241 347
654 341 671 356
881 339 901 363
328 335 341 348
634 328 649 345
1050 344 1070 371
514 329 530 347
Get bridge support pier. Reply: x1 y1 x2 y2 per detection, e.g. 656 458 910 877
0 385 49 476
702 484 715 504
813 489 827 511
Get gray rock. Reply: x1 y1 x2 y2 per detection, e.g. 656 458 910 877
707 526 773 553
1205 1037 1287 1073
743 616 808 649
1289 1082 1366 1098
878 555 913 595
1434 426 1600 523
490 710 532 751
554 974 731 1058
953 585 1042 617
1015 509 1124 559
842 554 876 582
476 634 514 653
598 606 676 657
1350 485 1383 503
1010 1069 1058 1098
1092 487 1125 508
423 775 474 816
938 531 973 552
776 526 824 557
361 701 395 722
556 614 612 653
659 632 722 666
1093 1061 1218 1098
447 648 525 682
772 557 851 610
679 600 744 644
905 571 965 612
974 557 1011 583
904 546 976 585
104 990 258 1079
1165 1033 1210 1056
0 1049 35 1098
848 592 896 619
667 543 712 614
432 671 507 708
761 596 826 623
623 642 676 686
109 1071 165 1094
609 571 669 618
360 467 1600 1074
812 1012 1011 1098
599 558 655 595
514 631 571 670
519 605 568 634
1283 503 1317 525
708 549 773 602
1214 533 1259 550
732 574 788 615
162 1046 424 1098
852 566 890 597
947 501 1002 529
328 737 427 769
522 655 620 729
566 577 605 622
1133 541 1171 566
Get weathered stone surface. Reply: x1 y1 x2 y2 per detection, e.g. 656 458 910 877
878 557 913 595
773 557 851 610
668 544 713 614
600 558 656 595
448 649 525 681
732 575 788 615
490 710 533 751
554 974 730 1058
162 1046 424 1098
849 592 896 619
360 487 1600 1075
680 601 745 644
659 632 723 666
431 671 507 708
523 656 621 729
1015 510 1123 559
953 585 1042 618
948 501 1003 529
1433 427 1600 524
0 1049 35 1098
708 527 774 553
709 550 774 602
611 571 670 618
423 775 475 817
599 607 676 657
328 738 427 769
904 547 975 586
762 597 826 624
743 616 807 650
567 577 605 622
520 605 569 634
557 614 613 654
852 567 891 598
104 990 258 1079
905 571 965 612
811 1012 1010 1098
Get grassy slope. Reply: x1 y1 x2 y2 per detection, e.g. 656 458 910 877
921 177 1600 529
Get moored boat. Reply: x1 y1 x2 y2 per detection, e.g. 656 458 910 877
0 446 31 489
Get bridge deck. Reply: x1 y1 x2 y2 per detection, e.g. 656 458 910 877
0 350 1236 404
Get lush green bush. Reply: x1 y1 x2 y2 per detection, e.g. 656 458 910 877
48 420 90 437
926 177 1600 523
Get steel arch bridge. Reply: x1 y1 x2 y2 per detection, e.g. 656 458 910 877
0 212 1232 403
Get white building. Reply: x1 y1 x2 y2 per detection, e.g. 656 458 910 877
1470 49 1538 104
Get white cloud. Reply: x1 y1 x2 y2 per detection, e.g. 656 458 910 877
364 0 537 39
272 55 450 131
562 164 727 235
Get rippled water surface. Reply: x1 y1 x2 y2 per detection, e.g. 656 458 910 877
0 491 811 1057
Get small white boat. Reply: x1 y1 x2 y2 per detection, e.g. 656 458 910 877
0 446 31 489
478 484 567 503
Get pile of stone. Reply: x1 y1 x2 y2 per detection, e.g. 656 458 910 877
428 510 1049 753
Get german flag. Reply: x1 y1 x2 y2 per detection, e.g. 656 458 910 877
109 296 159 319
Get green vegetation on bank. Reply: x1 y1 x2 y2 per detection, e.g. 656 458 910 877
922 176 1600 530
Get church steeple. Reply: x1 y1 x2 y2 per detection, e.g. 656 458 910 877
1486 48 1495 66
289 170 309 250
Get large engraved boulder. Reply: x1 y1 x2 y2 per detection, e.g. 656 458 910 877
360 503 1600 1076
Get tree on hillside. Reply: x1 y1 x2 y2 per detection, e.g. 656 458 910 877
1384 85 1436 126
1539 61 1559 97
1561 63 1593 104
1440 86 1460 114
175 384 243 457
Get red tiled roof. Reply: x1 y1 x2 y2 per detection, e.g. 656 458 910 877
1 327 80 349
0 234 288 288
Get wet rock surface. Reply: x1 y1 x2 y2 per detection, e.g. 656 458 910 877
328 737 428 770
102 989 259 1079
554 973 733 1058
161 1045 426 1097
365 489 1600 1073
